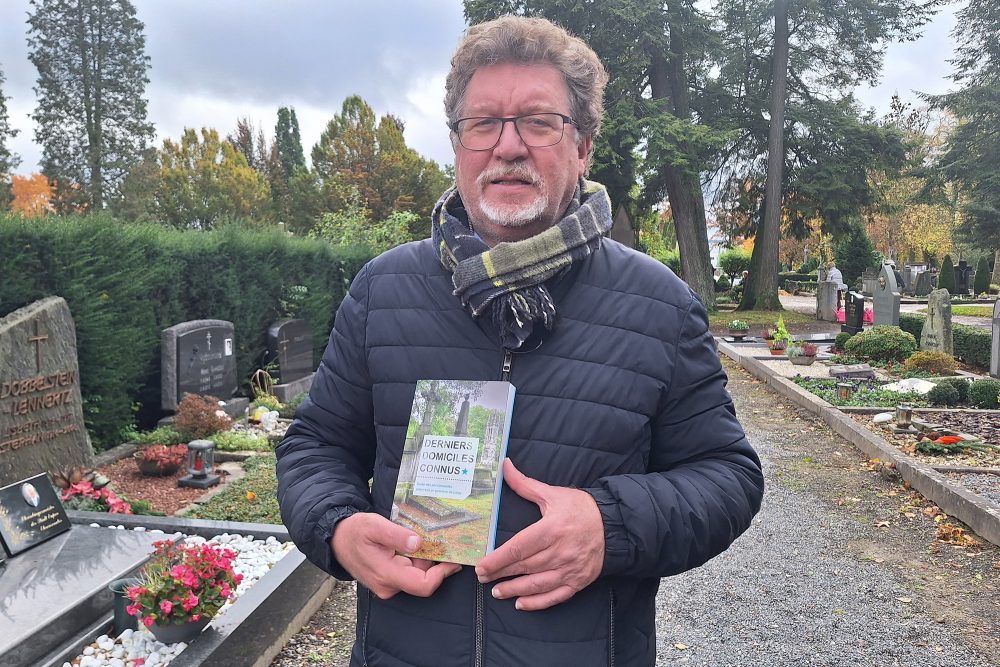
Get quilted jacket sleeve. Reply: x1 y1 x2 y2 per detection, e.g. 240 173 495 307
275 264 376 579
585 291 764 579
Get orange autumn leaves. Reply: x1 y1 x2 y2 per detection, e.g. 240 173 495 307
10 173 54 216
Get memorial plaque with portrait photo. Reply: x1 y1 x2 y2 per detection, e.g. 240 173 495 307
0 472 70 556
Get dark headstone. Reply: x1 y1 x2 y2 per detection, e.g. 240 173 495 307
161 320 238 411
0 297 92 487
841 292 865 335
0 473 70 556
266 319 313 384
915 270 935 297
955 260 974 295
874 263 901 326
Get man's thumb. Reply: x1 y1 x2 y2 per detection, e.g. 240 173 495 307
373 516 422 553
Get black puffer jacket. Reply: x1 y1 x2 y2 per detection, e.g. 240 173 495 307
276 238 763 667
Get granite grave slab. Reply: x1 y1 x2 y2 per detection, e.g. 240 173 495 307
0 297 92 488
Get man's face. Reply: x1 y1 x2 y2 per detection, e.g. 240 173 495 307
453 63 591 243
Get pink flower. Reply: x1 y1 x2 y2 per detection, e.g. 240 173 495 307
126 603 140 616
159 600 173 615
182 592 199 612
190 614 201 622
142 615 154 627
220 583 231 597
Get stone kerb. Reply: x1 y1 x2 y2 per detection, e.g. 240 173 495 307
716 338 1000 548
0 296 93 487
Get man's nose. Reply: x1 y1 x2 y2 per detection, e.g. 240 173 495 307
492 119 530 160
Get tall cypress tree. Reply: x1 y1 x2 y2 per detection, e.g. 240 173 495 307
0 66 19 209
275 107 306 180
27 0 154 211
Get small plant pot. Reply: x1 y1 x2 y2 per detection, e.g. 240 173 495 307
768 347 786 356
135 455 181 477
788 355 816 366
728 329 749 340
148 616 211 644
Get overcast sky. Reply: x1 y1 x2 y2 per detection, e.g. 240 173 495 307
0 0 961 176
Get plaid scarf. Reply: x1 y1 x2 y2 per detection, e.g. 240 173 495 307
431 179 613 350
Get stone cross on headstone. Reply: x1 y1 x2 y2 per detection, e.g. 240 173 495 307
921 288 953 355
28 319 49 373
991 298 1000 378
874 263 901 326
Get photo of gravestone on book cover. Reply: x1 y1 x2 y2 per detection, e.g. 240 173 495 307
391 379 515 566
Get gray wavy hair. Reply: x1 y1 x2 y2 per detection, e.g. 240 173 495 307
445 16 609 144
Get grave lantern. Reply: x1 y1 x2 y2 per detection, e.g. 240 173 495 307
836 383 854 401
895 404 913 429
178 439 221 488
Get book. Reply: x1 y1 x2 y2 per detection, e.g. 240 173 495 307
390 379 515 565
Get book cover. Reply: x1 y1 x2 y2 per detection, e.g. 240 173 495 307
391 379 515 565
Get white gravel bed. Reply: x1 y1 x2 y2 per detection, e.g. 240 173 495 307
65 526 294 667
950 472 1000 506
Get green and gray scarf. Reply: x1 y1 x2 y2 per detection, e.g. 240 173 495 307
431 179 613 350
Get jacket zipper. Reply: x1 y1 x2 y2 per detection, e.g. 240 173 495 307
362 587 372 666
609 588 616 667
475 349 513 667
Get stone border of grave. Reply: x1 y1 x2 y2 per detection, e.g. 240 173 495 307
45 512 335 667
717 339 1000 548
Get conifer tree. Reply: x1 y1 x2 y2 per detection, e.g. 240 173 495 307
0 67 19 210
974 256 990 295
27 0 154 211
275 107 306 180
937 255 956 294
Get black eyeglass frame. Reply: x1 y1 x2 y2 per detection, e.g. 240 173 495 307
450 113 579 151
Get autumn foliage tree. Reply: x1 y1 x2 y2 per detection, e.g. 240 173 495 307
10 173 54 216
0 66 18 209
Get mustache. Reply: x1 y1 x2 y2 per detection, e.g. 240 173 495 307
476 163 543 188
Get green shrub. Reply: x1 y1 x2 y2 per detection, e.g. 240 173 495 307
968 378 1000 409
251 393 283 412
124 425 187 446
903 351 957 375
898 313 991 371
938 255 956 294
0 214 370 449
926 383 960 406
279 392 307 419
662 250 681 275
209 430 271 451
935 377 970 403
715 274 731 292
834 332 852 351
719 247 751 283
189 454 280 523
974 256 990 295
843 325 917 363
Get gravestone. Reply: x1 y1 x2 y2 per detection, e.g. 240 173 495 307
955 260 974 295
991 299 1000 378
915 270 935 297
161 319 240 412
266 319 315 402
0 297 92 488
0 473 70 556
816 281 839 322
842 292 865 335
874 263 901 326
861 267 879 297
921 288 954 355
609 203 636 248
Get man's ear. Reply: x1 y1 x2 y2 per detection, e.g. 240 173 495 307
576 135 592 178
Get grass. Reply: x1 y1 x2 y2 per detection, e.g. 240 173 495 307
917 305 992 317
189 454 282 524
708 310 814 329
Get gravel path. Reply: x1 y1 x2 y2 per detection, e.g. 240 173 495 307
270 357 999 666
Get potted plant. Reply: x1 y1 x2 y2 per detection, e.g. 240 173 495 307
727 319 750 340
135 444 188 477
126 539 243 644
786 341 818 366
767 315 791 355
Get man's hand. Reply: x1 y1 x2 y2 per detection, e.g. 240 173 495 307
331 512 462 599
475 458 605 611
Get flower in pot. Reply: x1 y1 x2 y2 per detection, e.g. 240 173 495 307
767 315 792 354
126 539 243 644
786 341 818 366
727 319 750 339
135 444 188 477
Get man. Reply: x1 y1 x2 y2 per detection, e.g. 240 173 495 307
277 16 763 666
826 261 846 310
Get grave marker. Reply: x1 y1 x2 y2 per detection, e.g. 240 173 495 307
266 319 315 403
874 263 901 326
842 292 865 335
921 288 954 355
0 472 70 556
861 267 879 297
816 281 839 322
0 297 92 487
915 270 935 297
161 319 238 411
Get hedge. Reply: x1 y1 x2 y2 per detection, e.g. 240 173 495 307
898 313 991 371
1 214 371 449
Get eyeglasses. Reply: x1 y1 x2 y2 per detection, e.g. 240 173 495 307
451 113 578 151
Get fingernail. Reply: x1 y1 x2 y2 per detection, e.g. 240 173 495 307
404 536 420 552
491 586 502 599
514 599 523 610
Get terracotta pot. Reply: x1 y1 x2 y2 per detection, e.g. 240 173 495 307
135 454 181 477
768 347 786 356
788 354 816 366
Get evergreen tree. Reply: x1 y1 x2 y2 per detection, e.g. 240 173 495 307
27 0 154 211
0 66 20 209
937 254 956 293
275 107 306 180
833 220 880 288
974 256 990 294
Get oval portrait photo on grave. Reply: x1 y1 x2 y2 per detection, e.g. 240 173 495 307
21 482 40 508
